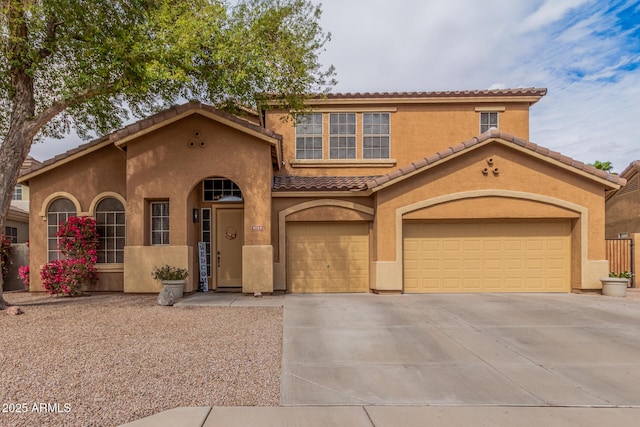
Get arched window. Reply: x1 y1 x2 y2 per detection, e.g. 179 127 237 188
95 198 125 263
47 198 77 261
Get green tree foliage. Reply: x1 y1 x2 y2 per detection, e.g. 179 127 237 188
591 160 613 172
0 0 335 307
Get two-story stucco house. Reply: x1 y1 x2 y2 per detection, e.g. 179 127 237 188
18 88 624 295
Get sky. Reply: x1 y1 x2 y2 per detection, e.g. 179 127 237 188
29 0 640 173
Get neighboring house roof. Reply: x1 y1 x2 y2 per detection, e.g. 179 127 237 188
617 160 640 180
19 102 284 183
10 200 29 212
7 205 29 222
20 156 41 174
272 130 625 193
605 160 640 200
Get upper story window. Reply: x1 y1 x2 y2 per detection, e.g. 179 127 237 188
295 113 323 159
47 198 77 261
363 113 390 159
294 112 392 161
95 198 125 263
12 184 22 201
203 178 242 202
480 112 499 134
329 113 356 159
150 201 170 245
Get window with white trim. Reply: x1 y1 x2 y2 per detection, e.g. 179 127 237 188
47 198 77 261
295 113 323 159
12 185 22 201
363 113 390 159
5 226 18 243
201 208 212 277
95 198 125 263
329 113 356 159
150 201 170 245
203 179 242 202
480 112 499 134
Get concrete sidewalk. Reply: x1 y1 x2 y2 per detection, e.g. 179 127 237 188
121 406 640 426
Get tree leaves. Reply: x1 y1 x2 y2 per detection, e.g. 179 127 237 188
0 0 335 139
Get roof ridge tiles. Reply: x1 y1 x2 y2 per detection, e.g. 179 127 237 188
316 87 547 99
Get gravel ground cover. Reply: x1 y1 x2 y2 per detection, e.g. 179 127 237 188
0 292 283 427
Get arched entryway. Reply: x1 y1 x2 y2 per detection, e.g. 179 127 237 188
196 177 244 291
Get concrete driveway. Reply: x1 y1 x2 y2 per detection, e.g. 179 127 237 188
281 293 640 407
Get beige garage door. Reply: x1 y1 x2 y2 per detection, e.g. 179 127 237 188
404 221 570 293
287 222 369 293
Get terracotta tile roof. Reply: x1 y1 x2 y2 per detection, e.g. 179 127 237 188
619 160 640 179
273 175 378 192
21 102 282 179
363 130 626 190
312 87 547 100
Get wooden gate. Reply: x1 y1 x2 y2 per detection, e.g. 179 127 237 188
605 238 634 287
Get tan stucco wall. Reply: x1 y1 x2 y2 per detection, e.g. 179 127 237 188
371 141 608 291
26 145 126 292
242 245 273 293
403 197 580 220
124 246 193 293
125 114 273 248
123 114 274 292
266 102 530 177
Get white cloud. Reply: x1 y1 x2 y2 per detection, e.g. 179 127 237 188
519 0 593 32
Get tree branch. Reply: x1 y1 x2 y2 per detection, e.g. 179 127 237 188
26 83 116 139
38 19 64 59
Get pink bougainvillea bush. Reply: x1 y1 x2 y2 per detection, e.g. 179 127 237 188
18 265 30 290
40 216 99 296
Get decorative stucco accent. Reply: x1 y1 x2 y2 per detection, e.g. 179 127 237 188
38 192 84 218
393 190 592 291
87 192 127 215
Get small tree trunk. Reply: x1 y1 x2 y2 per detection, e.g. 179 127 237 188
0 274 10 309
1 2 39 308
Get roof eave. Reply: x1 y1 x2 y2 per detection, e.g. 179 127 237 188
368 135 623 193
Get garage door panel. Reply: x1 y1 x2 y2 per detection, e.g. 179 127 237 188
404 221 570 293
288 223 369 293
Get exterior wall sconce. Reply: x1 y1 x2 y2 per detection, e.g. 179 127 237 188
192 208 199 223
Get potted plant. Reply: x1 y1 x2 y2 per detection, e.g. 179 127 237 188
152 265 189 299
600 271 631 297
